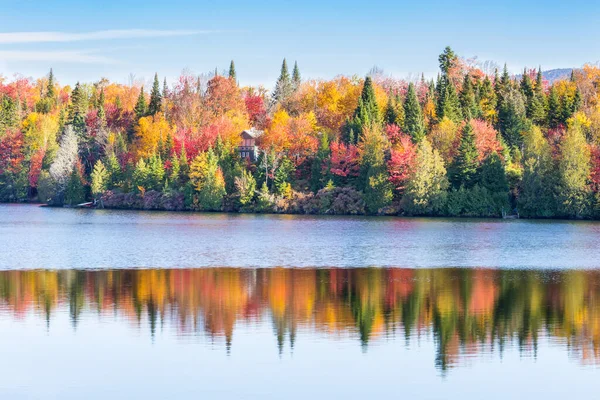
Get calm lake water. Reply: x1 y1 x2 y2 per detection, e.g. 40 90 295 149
1 204 599 399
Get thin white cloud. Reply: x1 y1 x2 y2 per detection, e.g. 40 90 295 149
0 50 117 64
0 29 210 44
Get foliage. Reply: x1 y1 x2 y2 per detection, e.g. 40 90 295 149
189 148 226 211
401 139 448 215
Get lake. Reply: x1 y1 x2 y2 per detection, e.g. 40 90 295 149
0 204 599 399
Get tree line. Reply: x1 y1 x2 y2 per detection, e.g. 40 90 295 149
1 48 600 218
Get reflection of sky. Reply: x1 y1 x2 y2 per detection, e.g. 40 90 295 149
3 204 600 269
0 311 597 400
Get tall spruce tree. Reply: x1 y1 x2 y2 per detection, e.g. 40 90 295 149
460 74 480 119
270 58 293 109
228 60 237 82
148 73 162 116
449 121 479 188
528 67 547 125
344 76 381 143
547 86 561 128
134 87 148 119
403 82 425 143
436 47 462 122
292 61 301 90
46 68 56 100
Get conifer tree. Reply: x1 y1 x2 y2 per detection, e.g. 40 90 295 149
449 121 479 188
384 97 398 126
528 68 547 125
547 86 561 128
460 74 480 119
134 87 148 119
292 61 301 90
344 76 381 143
479 152 508 194
436 47 462 122
403 83 425 143
163 78 168 98
228 60 237 82
270 58 293 109
148 73 162 116
46 68 56 100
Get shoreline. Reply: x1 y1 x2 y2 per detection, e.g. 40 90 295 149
3 200 598 223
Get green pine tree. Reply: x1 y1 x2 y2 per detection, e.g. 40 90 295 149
292 61 301 90
403 83 425 143
450 121 479 188
344 76 381 143
270 58 293 109
134 87 148 119
460 74 480 120
228 60 237 82
46 68 56 100
148 73 162 115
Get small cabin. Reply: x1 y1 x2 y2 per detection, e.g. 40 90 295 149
239 128 263 161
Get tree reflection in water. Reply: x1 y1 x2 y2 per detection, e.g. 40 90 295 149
0 267 598 370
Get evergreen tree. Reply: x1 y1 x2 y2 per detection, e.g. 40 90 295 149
310 133 331 192
460 74 480 119
270 58 293 109
344 76 381 143
148 73 162 116
437 78 462 122
134 87 148 119
91 160 109 198
435 46 462 122
529 68 547 125
547 86 561 128
497 85 528 148
97 89 106 122
68 82 85 121
292 61 301 90
479 152 508 193
228 60 237 82
479 76 497 122
438 46 457 75
384 97 398 125
64 167 86 206
46 68 56 100
163 78 168 98
403 83 425 143
449 121 479 188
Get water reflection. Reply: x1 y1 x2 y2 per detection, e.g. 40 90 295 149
0 267 599 371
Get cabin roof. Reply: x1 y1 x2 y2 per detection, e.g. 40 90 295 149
241 128 264 139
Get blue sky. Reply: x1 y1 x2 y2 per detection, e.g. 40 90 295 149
0 0 599 87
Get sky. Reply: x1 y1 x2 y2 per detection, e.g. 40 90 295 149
0 0 599 87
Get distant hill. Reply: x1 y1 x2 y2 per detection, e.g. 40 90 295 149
514 68 574 84
542 68 574 83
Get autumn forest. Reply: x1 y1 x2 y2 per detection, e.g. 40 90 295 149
1 47 600 218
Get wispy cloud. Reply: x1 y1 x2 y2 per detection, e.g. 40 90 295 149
0 29 210 44
0 50 117 64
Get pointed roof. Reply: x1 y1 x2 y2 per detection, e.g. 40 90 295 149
241 128 263 139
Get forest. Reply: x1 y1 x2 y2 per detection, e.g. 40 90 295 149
1 47 600 218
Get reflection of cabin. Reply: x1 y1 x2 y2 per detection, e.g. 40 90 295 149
239 128 263 162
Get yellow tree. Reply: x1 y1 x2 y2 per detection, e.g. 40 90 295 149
132 114 175 159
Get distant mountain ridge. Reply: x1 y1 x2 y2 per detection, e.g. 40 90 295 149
514 68 574 84
542 68 574 83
